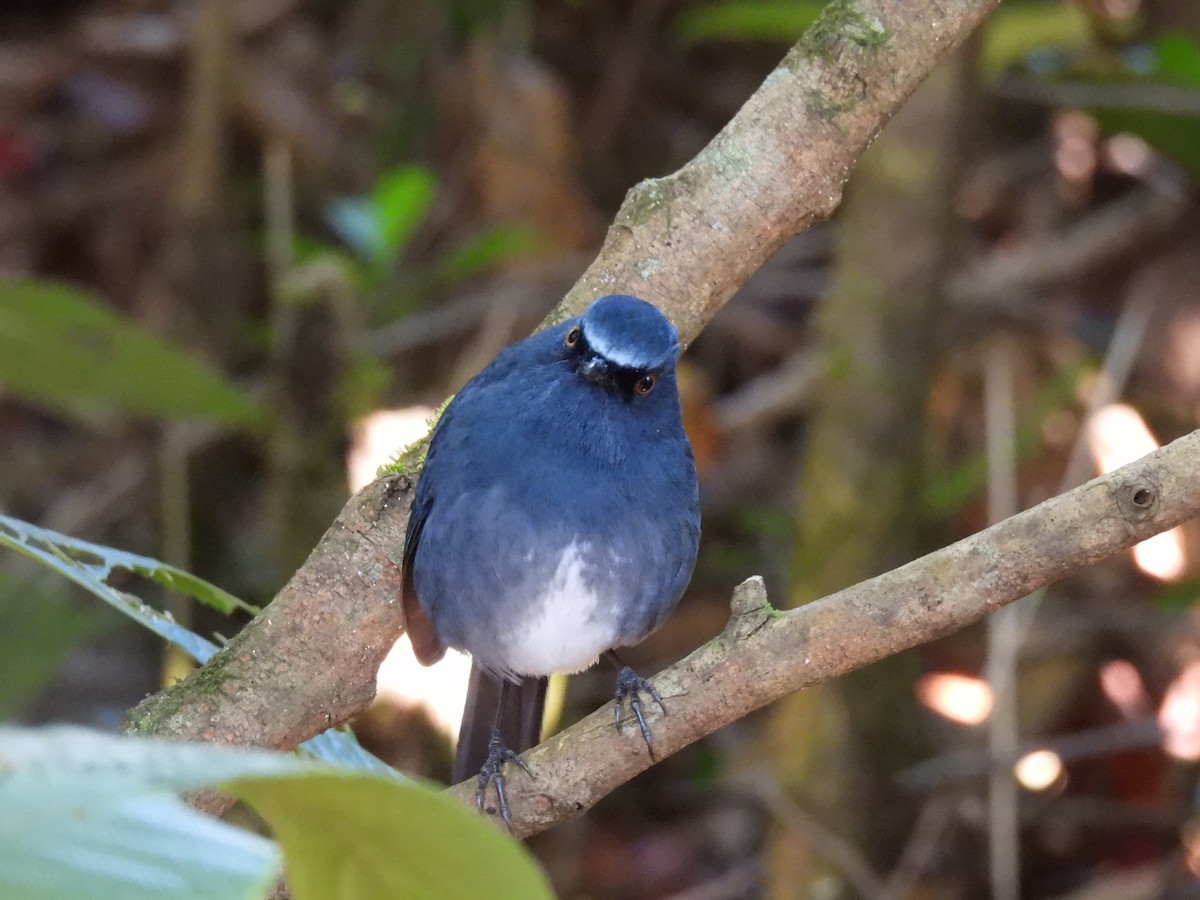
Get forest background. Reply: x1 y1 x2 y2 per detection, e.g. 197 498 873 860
3 0 1200 898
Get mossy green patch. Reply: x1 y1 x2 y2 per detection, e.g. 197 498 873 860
787 0 892 68
622 178 675 228
124 663 240 738
376 397 449 478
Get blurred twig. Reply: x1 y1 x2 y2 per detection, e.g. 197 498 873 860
713 349 820 433
949 157 1188 313
753 779 886 900
581 0 673 159
896 719 1163 791
983 340 1023 900
994 74 1200 118
880 795 961 900
177 0 232 220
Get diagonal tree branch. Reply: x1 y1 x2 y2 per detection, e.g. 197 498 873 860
459 429 1200 837
125 0 1002 799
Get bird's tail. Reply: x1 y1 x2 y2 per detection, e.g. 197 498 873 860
453 664 548 783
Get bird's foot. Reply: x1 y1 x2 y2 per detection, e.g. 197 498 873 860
476 730 532 828
613 665 666 752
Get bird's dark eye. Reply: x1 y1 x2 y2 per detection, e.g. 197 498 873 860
634 374 657 397
564 327 581 348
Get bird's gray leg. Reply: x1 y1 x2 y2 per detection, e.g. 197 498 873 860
606 650 666 752
476 680 532 828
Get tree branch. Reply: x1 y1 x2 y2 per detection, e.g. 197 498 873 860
125 0 1001 800
455 428 1200 837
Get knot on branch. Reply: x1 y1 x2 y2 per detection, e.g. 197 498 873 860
723 576 777 641
1113 475 1160 525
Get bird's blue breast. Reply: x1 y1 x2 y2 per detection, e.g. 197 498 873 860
409 321 700 679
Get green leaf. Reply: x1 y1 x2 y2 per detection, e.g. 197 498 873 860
674 1 824 43
372 166 437 263
329 166 437 272
0 280 262 425
0 514 258 663
1 725 549 900
227 771 554 900
0 726 293 899
0 515 395 774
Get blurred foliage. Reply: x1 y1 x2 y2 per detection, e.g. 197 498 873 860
924 359 1087 517
0 515 389 770
0 280 262 427
979 4 1200 179
4 0 1199 895
675 0 1200 187
328 165 437 279
674 1 824 43
0 726 552 900
978 1 1092 75
1084 34 1200 179
1152 577 1200 612
435 223 542 286
0 576 108 720
0 515 255 663
321 163 542 319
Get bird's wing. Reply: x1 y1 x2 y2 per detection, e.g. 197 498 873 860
401 485 446 666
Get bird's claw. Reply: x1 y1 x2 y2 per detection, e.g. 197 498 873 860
475 731 532 829
613 665 666 751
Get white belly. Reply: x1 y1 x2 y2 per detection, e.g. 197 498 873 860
500 542 617 677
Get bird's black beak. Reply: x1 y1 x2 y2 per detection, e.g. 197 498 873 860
578 355 612 388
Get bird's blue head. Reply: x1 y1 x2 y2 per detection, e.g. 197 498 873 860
563 295 680 400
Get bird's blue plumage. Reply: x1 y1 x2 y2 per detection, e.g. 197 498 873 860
404 295 700 682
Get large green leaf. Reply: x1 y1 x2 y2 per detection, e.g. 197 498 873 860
0 280 262 425
0 727 553 900
0 726 291 899
228 772 554 900
298 728 409 780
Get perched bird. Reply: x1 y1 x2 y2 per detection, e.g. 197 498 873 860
401 294 701 823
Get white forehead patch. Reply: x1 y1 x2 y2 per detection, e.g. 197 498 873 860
584 324 648 370
500 542 616 677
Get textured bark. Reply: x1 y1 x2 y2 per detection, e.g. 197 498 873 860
126 477 413 749
125 0 1003 806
